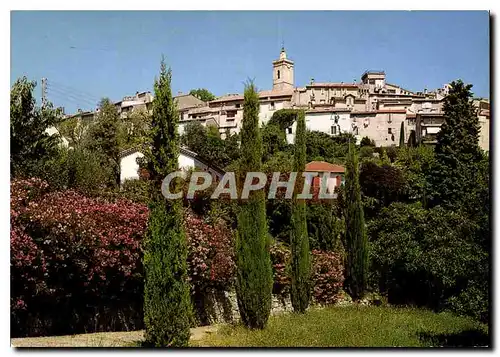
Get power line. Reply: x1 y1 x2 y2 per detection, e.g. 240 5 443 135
46 88 98 109
47 80 101 103
46 87 97 106
46 87 99 109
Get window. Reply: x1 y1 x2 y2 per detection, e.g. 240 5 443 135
277 70 280 79
369 79 376 85
227 110 236 119
331 126 337 135
321 88 324 95
269 102 275 110
235 103 240 108
388 89 396 94
287 127 293 134
388 128 392 134
320 99 325 104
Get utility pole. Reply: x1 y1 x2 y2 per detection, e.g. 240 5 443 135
41 77 47 108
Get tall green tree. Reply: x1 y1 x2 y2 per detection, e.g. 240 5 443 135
10 77 61 177
427 80 489 321
290 110 311 313
87 98 121 187
189 88 216 102
143 58 192 347
344 143 368 301
399 121 405 148
428 80 485 210
235 82 273 329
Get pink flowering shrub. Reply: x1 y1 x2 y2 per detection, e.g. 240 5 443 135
270 243 345 304
11 177 344 336
11 178 148 337
270 242 291 296
311 250 345 305
184 210 235 291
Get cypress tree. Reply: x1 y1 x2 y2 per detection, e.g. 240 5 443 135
235 82 273 329
290 110 311 313
428 80 484 209
143 58 192 347
399 121 405 148
344 143 368 301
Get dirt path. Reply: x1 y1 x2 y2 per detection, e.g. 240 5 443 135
11 325 219 348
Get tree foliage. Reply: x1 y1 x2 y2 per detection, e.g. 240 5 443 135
10 77 62 177
344 144 368 300
143 58 192 347
269 108 300 131
290 110 311 313
189 88 216 102
428 80 485 211
181 121 239 169
235 82 273 329
370 202 488 322
399 121 405 148
86 98 121 188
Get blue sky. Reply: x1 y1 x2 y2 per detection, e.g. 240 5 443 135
11 11 490 114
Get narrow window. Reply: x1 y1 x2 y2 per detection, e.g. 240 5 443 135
287 127 293 134
331 126 337 135
277 70 280 79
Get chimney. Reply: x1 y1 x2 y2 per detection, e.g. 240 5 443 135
78 108 83 114
424 88 427 94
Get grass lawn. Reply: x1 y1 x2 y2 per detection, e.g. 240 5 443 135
11 306 489 348
192 305 489 348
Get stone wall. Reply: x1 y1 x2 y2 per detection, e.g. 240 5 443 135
193 288 358 326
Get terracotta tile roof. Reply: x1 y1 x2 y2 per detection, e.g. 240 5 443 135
350 109 407 115
307 83 359 89
306 107 352 113
174 94 207 110
187 106 219 114
480 109 490 118
258 89 294 98
305 161 345 173
210 89 294 103
210 94 244 103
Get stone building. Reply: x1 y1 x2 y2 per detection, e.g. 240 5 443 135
65 48 490 152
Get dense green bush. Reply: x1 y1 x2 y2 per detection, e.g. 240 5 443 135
369 202 488 322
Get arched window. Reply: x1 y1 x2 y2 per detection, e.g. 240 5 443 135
277 70 280 79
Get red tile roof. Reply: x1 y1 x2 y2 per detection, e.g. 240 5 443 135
306 107 352 113
210 89 294 103
307 83 359 89
305 161 345 173
350 109 407 115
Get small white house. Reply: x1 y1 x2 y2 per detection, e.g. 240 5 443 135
285 109 355 144
119 147 225 185
45 126 69 147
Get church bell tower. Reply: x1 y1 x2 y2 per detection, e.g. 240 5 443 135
272 47 294 91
